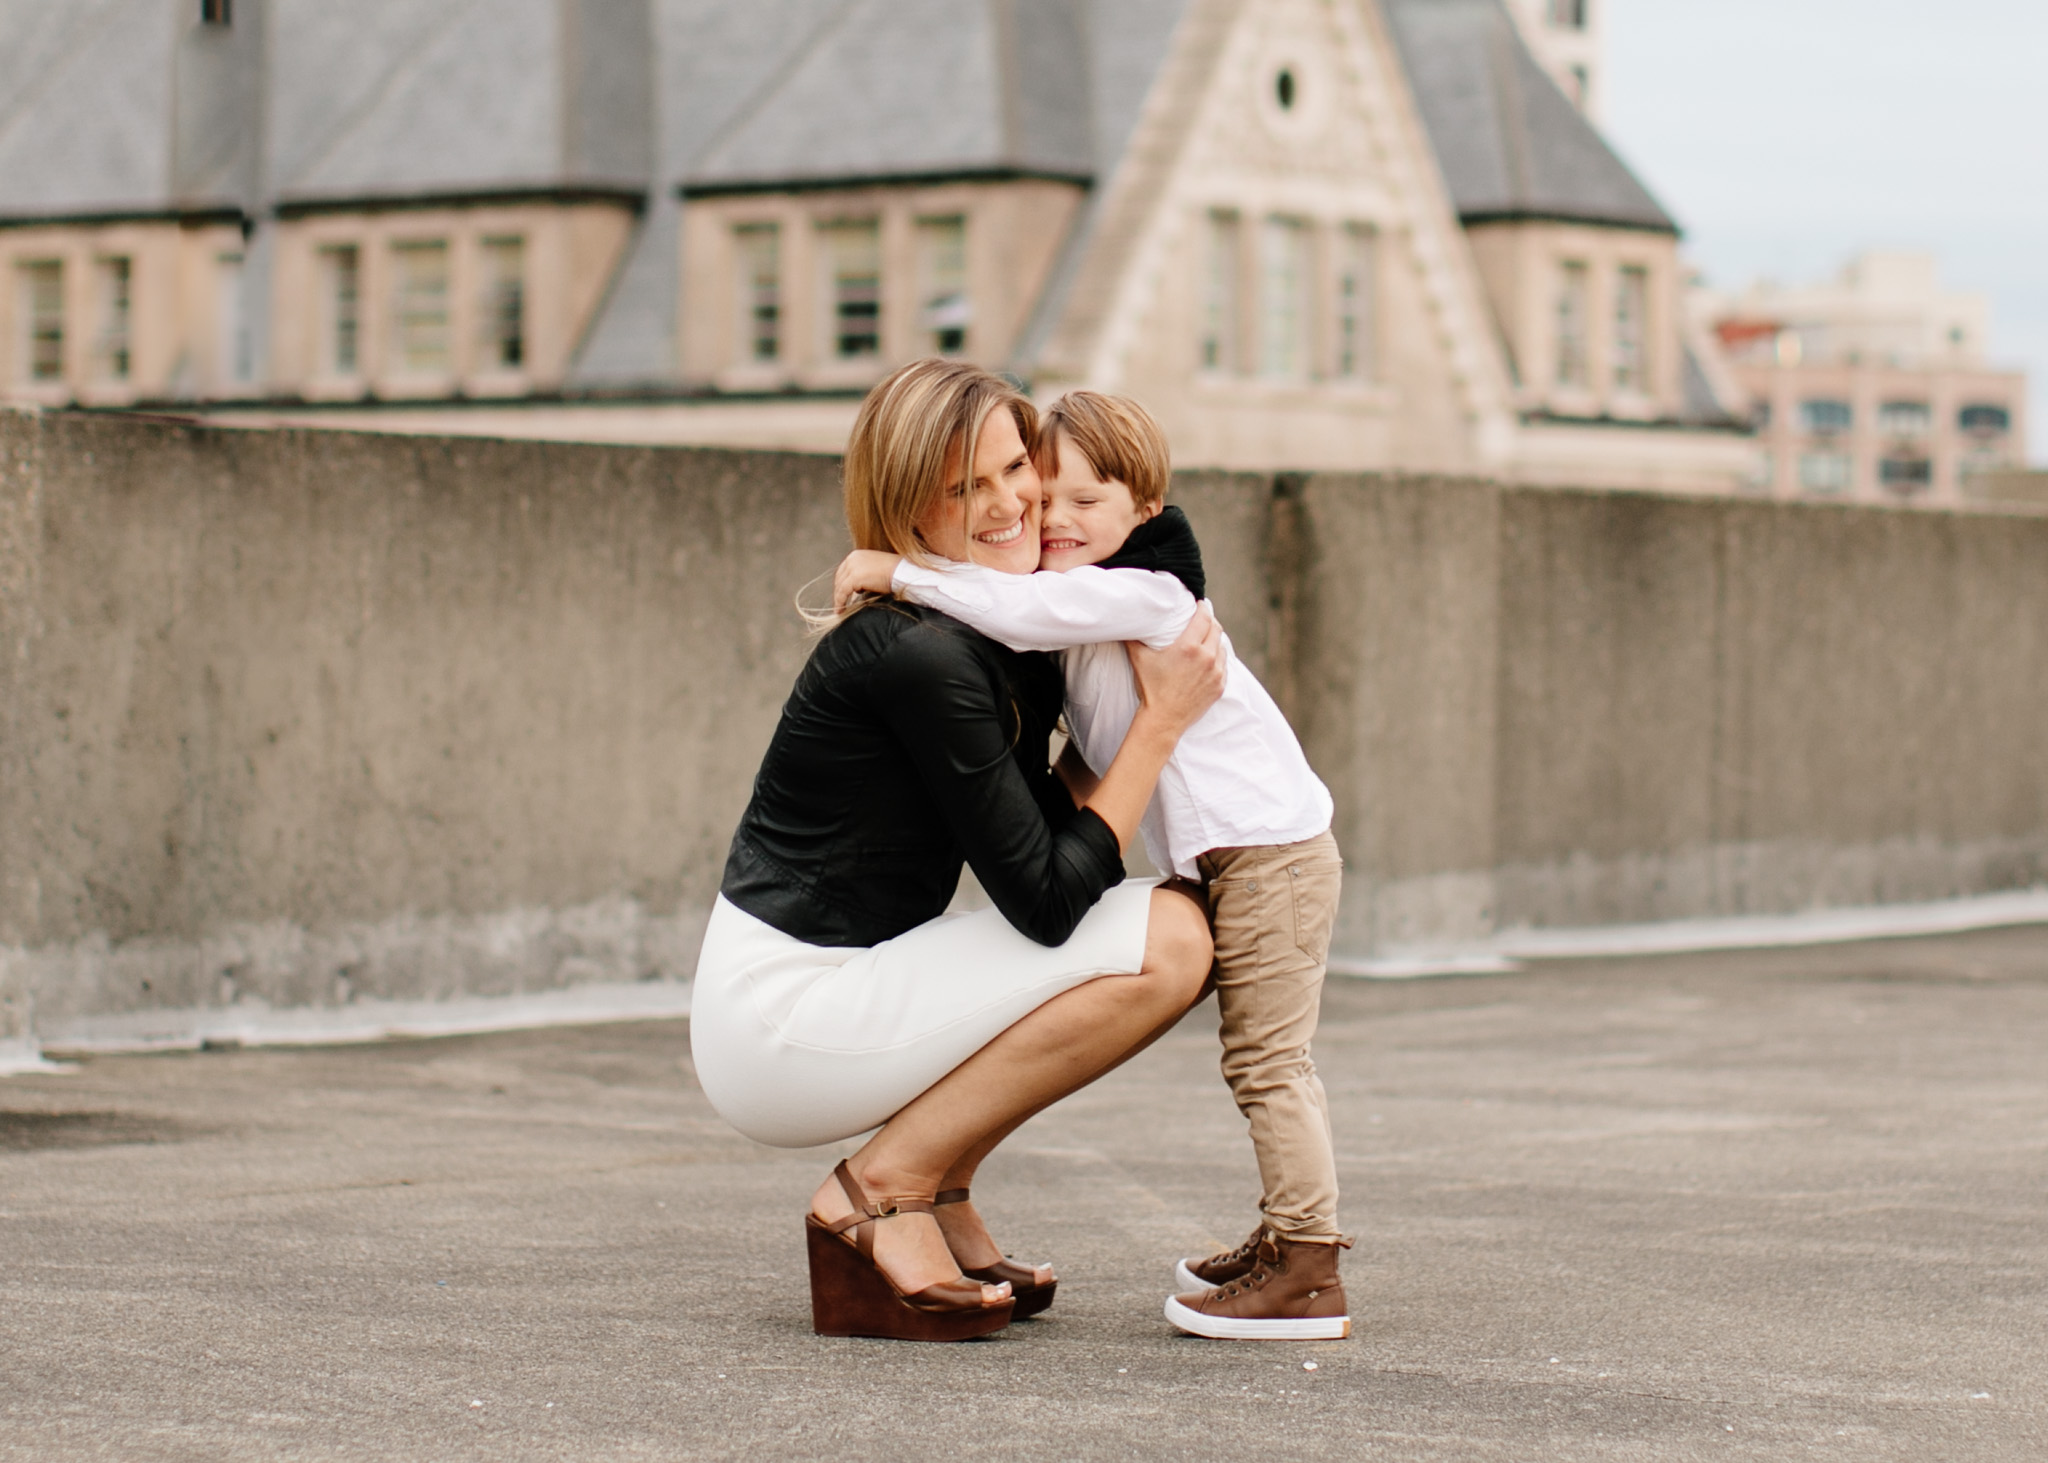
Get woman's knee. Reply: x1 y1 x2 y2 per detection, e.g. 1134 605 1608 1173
1141 887 1213 1004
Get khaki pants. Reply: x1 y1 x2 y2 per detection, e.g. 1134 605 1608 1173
1196 830 1344 1239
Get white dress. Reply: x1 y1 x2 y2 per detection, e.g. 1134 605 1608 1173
690 880 1159 1149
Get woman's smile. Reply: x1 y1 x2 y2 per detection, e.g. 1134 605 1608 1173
977 518 1026 547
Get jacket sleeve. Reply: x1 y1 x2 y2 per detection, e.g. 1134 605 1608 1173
891 561 1196 652
869 624 1127 946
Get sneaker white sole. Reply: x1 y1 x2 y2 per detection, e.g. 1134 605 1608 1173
1163 1294 1350 1340
1174 1258 1208 1293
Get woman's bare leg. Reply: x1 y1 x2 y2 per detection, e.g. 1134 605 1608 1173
929 989 1200 1276
810 887 1211 1296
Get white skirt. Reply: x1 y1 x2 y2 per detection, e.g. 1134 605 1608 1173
689 881 1159 1148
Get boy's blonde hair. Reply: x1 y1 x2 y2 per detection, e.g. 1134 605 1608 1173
1037 390 1170 509
844 358 1039 567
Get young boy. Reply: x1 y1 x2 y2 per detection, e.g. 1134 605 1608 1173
835 391 1351 1340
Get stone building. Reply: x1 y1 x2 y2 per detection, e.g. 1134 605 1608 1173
0 0 1751 489
1706 253 2029 507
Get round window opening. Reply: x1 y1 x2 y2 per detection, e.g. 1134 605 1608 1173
1275 68 1297 111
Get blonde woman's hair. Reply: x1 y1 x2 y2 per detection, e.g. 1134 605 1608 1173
1036 390 1171 508
845 358 1039 563
801 359 1039 631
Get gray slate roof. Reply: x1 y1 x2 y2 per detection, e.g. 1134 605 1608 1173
682 0 1096 191
268 0 566 202
1382 0 1677 234
0 0 183 217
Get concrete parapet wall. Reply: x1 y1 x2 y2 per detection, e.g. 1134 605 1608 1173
0 410 844 1048
3 409 2045 1046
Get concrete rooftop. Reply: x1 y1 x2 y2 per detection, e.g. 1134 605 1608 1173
4 927 2046 1460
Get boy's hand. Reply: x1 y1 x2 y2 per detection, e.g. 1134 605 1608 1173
833 550 903 611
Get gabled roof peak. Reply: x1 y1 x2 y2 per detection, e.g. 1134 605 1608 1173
1383 0 1678 235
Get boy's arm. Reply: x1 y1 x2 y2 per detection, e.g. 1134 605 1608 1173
891 559 1196 652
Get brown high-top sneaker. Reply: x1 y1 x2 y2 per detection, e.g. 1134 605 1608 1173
1164 1232 1352 1340
1174 1223 1270 1293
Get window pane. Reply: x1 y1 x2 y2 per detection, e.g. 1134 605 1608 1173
1555 261 1589 388
94 257 130 382
735 224 780 364
392 241 450 374
1959 403 2011 435
19 260 64 383
917 216 969 357
1613 265 1648 392
1799 398 1852 434
318 245 360 375
820 219 881 360
1259 217 1310 380
1879 456 1932 494
1200 211 1239 373
1799 451 1853 493
480 236 525 371
217 251 251 385
1333 225 1376 381
1878 400 1929 439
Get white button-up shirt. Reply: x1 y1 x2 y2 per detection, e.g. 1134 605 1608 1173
891 559 1333 879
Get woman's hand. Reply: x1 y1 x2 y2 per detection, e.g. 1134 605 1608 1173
1126 606 1227 735
834 550 904 612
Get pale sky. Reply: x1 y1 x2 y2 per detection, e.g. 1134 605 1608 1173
1604 0 2048 463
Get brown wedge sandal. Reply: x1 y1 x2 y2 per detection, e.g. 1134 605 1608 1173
934 1187 1058 1320
806 1162 1015 1341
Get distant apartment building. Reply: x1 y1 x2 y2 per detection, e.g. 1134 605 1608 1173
1706 253 2027 507
0 0 1750 491
1501 0 1602 117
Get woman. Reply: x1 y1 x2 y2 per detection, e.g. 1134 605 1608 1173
690 359 1224 1342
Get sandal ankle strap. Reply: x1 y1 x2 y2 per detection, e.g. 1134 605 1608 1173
933 1188 971 1206
822 1160 939 1242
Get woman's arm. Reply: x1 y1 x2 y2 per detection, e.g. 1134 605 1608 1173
1053 740 1100 807
870 612 1223 943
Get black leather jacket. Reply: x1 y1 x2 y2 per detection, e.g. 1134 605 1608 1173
719 602 1125 948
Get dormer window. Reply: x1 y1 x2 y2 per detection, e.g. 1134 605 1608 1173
1555 261 1589 388
820 219 881 360
201 0 232 25
480 236 526 371
916 216 969 356
18 260 64 383
735 224 781 364
1613 265 1648 392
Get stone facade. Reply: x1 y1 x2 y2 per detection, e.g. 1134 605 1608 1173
0 0 1755 491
